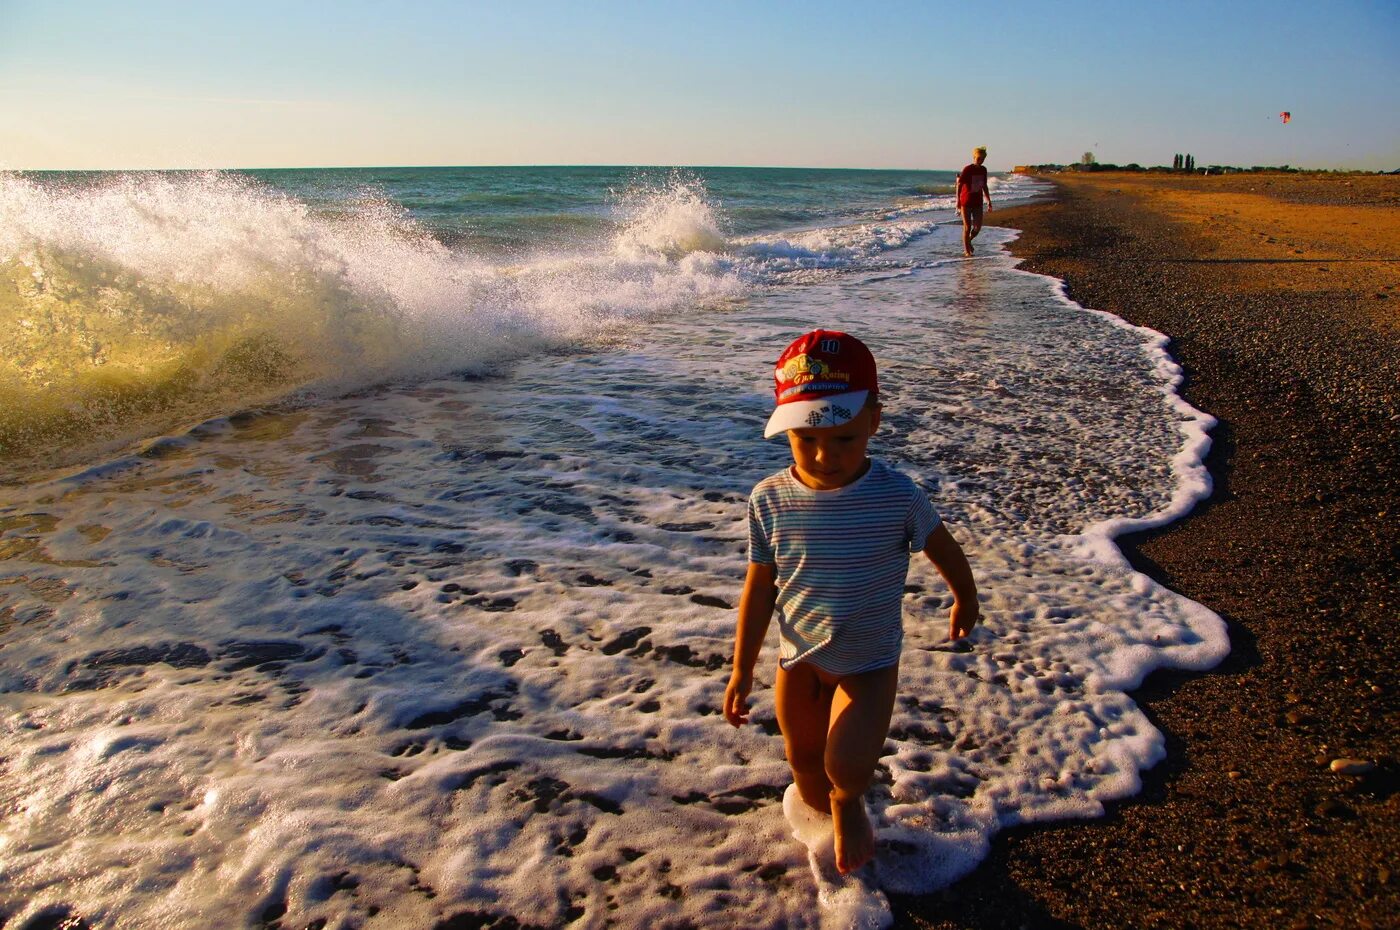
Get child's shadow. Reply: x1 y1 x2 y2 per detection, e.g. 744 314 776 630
891 852 1082 930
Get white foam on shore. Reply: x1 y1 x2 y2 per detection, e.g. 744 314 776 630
0 216 1225 928
1006 231 1224 689
782 785 891 930
732 174 1049 273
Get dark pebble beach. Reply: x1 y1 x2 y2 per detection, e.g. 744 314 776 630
896 172 1399 930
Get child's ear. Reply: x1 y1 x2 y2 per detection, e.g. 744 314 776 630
869 405 882 434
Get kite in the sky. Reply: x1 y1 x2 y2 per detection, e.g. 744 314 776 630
1280 111 1292 124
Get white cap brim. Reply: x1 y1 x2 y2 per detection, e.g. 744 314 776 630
763 390 869 438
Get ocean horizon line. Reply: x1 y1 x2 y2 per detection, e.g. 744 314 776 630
5 162 966 175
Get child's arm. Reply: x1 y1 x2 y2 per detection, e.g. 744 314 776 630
923 523 980 640
723 562 777 727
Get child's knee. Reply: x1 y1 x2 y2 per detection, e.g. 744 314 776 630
823 751 875 792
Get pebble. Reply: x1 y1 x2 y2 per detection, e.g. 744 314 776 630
1329 758 1375 776
1315 799 1357 820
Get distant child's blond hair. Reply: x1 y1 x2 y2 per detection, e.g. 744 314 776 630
973 146 987 158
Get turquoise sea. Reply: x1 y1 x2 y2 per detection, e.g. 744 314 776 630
248 165 964 255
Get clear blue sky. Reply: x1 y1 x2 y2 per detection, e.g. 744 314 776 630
2 0 1396 171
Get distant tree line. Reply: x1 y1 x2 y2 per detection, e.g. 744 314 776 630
1011 144 1397 174
1016 158 1331 175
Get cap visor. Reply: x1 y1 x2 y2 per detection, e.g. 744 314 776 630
763 390 869 438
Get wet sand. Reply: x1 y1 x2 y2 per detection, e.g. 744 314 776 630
898 172 1398 929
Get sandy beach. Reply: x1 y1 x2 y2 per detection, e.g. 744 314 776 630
897 172 1398 929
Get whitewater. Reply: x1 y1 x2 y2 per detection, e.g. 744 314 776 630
0 168 1227 929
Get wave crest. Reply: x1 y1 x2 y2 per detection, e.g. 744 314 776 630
0 171 743 477
612 174 727 258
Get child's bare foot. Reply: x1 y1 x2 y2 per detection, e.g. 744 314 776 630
830 793 875 874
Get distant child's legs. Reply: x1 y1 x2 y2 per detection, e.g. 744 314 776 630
961 204 984 256
776 661 900 873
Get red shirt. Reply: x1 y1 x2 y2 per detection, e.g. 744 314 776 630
957 163 988 208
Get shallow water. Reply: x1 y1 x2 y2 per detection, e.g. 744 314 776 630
0 180 1226 929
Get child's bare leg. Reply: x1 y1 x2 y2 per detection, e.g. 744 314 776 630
825 663 899 874
960 210 974 256
775 662 836 813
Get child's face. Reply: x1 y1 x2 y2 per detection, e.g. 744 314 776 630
785 405 881 490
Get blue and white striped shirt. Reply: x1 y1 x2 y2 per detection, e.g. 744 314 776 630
748 459 941 675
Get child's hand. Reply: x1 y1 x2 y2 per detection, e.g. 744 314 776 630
724 671 752 727
950 599 979 641
923 524 979 641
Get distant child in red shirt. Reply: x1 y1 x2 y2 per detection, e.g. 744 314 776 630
955 146 992 256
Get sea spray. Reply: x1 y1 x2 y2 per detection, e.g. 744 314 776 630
612 173 728 259
0 171 746 477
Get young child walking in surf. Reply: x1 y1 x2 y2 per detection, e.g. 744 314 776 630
723 330 980 875
956 146 993 256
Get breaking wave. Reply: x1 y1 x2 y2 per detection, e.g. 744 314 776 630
0 172 744 477
0 169 1039 478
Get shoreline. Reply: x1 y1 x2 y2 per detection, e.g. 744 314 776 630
898 172 1398 929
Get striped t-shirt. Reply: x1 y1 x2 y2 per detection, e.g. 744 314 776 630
747 458 941 675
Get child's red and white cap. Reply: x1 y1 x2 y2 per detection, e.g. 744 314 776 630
763 330 878 438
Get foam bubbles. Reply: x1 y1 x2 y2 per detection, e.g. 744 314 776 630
782 785 894 930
